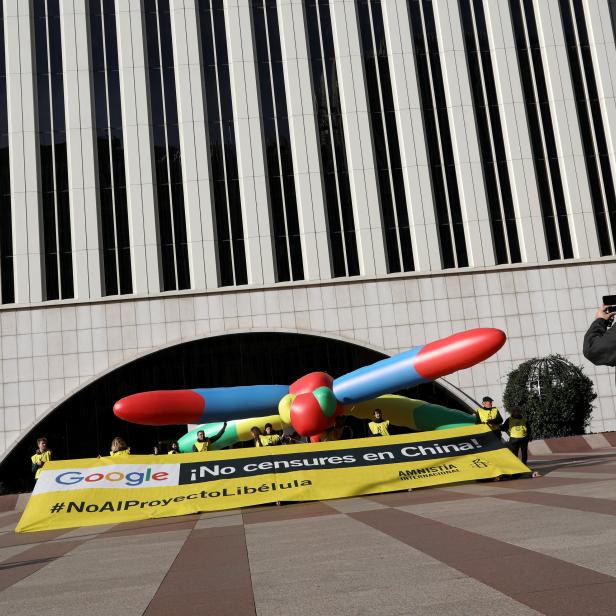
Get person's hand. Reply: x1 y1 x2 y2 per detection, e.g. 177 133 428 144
595 305 612 321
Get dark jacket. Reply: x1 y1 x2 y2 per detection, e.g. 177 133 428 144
583 319 616 366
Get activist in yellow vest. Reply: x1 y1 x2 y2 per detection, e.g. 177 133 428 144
110 448 131 456
192 422 228 452
109 436 130 457
508 417 528 439
31 449 52 479
368 420 390 437
502 407 531 465
476 397 503 431
262 434 281 446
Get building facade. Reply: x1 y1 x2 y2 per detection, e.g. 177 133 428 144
1 0 616 467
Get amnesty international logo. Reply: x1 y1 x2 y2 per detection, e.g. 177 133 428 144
471 458 489 469
398 464 459 481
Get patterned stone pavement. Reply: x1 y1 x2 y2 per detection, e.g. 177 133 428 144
1 451 616 615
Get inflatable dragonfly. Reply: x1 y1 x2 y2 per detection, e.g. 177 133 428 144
113 328 506 450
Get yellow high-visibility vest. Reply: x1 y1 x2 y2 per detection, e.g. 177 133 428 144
110 448 130 456
31 450 52 479
509 417 528 439
477 408 500 425
368 420 390 436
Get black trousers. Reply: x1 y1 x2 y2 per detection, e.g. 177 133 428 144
509 437 529 465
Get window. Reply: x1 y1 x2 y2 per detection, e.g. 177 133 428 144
304 0 360 277
197 0 248 287
144 0 191 291
0 3 13 303
357 0 415 273
559 0 616 256
508 0 573 260
89 0 133 295
459 0 521 264
34 0 74 300
251 0 304 282
408 0 468 268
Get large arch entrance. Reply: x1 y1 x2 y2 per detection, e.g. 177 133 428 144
0 332 474 492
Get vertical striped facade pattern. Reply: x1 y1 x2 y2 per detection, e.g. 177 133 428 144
508 0 574 261
459 0 521 265
34 0 74 300
251 0 304 282
304 0 360 278
559 0 616 257
408 0 469 269
356 0 415 274
0 1 13 304
197 0 248 287
89 0 133 296
144 0 191 291
0 0 614 297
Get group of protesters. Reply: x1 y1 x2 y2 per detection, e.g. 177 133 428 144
31 401 532 482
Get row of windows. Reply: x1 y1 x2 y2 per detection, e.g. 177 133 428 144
198 0 248 288
305 0 360 278
509 0 574 261
560 0 616 257
409 0 468 269
357 0 415 274
144 0 191 292
0 3 14 304
34 0 74 301
460 0 521 265
251 0 304 282
5 0 616 304
90 0 133 296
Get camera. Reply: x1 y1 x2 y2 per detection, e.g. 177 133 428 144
602 295 616 313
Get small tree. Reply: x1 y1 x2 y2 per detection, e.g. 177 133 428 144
503 355 596 439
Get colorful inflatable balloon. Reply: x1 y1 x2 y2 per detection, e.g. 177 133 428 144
114 328 506 438
177 395 476 452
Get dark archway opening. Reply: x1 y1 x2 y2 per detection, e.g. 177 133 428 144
0 332 472 492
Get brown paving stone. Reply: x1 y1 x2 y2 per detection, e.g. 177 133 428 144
350 508 616 616
0 528 69 549
367 488 476 507
488 476 590 490
602 432 616 447
0 494 18 512
494 490 616 517
100 514 200 539
523 582 616 616
242 500 334 524
142 522 255 616
544 436 592 453
0 539 84 592
0 513 23 530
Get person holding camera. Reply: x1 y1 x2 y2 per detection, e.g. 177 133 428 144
583 303 616 367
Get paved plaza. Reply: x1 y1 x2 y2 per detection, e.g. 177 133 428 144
1 450 616 615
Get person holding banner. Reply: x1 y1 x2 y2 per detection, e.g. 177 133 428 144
475 396 503 434
192 422 228 452
31 437 52 480
502 407 531 465
263 423 282 446
368 409 390 436
167 441 180 454
110 437 131 456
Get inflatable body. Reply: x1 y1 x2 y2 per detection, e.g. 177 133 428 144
177 395 477 452
114 328 506 440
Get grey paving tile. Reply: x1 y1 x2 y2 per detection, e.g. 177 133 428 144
0 530 191 616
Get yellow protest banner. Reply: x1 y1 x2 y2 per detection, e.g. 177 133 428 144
16 425 529 533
